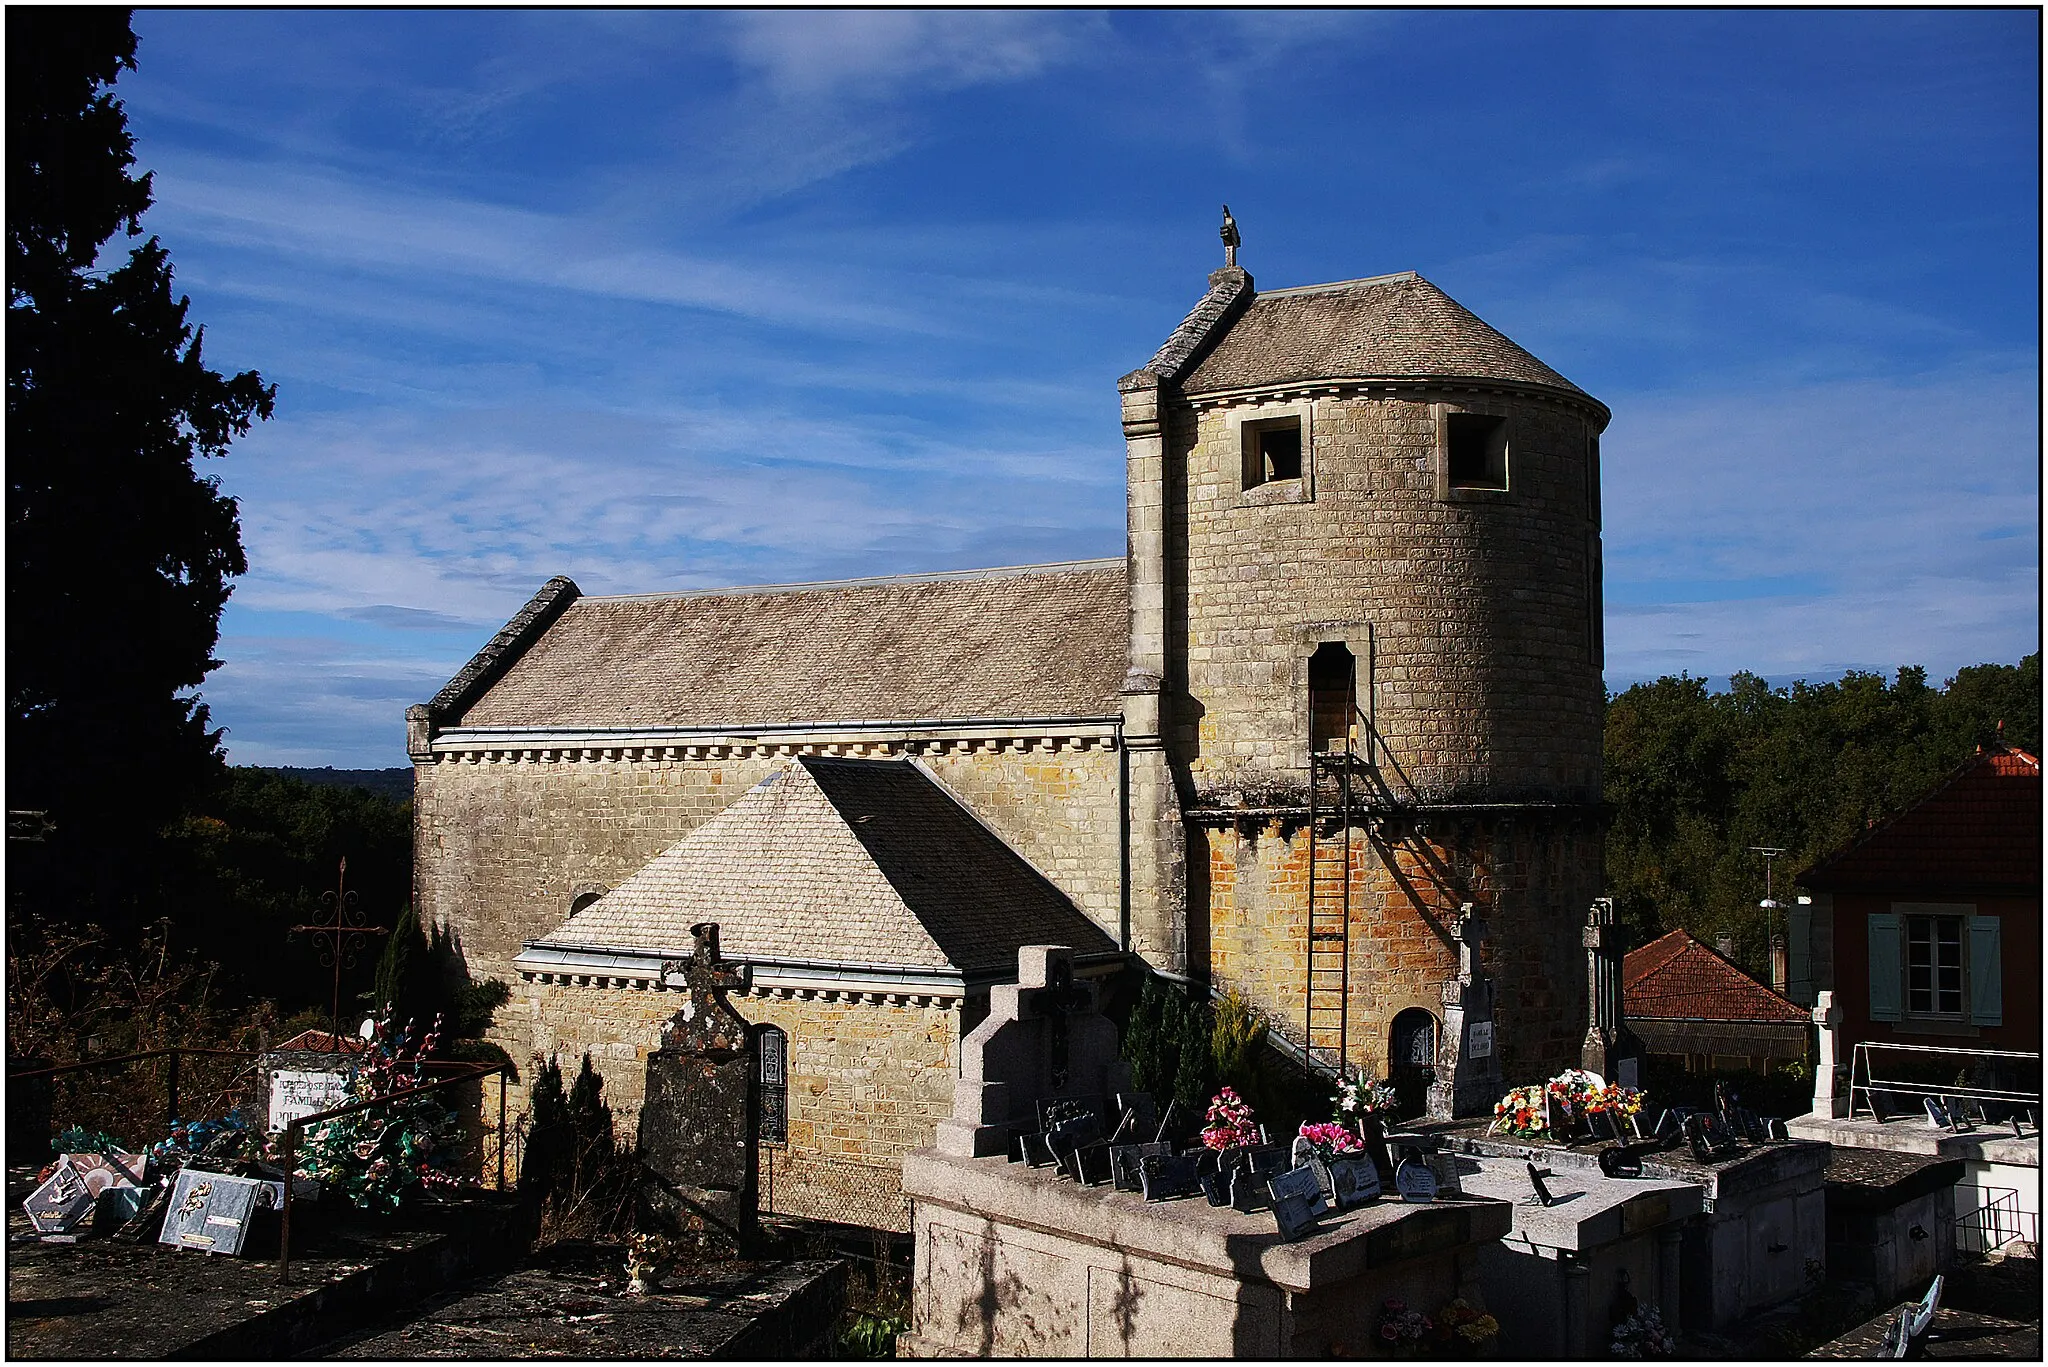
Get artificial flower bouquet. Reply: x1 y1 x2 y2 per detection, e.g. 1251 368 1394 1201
1493 1082 1550 1138
1200 1086 1259 1151
1336 1075 1399 1119
1297 1120 1365 1155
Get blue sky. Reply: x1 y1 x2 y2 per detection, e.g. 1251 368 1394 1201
117 9 2040 769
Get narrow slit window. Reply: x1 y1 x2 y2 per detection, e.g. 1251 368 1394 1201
758 1024 788 1143
1446 413 1508 490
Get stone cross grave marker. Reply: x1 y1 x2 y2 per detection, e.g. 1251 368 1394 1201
935 945 1131 1159
1429 906 1504 1120
638 922 757 1251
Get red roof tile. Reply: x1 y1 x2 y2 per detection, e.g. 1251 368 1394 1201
271 1030 370 1054
1623 929 1808 1023
1798 746 2041 895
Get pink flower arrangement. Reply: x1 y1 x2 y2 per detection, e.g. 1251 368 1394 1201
1298 1121 1364 1154
1200 1087 1258 1151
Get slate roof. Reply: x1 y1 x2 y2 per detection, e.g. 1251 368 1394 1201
444 560 1128 731
1172 272 1598 405
1623 929 1808 1023
525 756 1117 976
1798 746 2042 896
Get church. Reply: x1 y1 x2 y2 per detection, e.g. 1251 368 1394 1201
409 228 1610 1230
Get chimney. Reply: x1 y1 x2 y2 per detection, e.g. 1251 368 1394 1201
1715 933 1735 959
1769 935 1788 994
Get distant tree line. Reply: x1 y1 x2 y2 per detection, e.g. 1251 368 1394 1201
1603 655 2040 973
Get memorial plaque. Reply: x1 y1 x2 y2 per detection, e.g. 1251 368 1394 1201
1229 1147 1287 1212
94 1184 146 1232
1525 1162 1558 1208
1114 1091 1158 1138
1924 1097 1954 1131
1327 1154 1382 1209
1139 1152 1202 1202
1268 1165 1328 1240
1111 1141 1168 1192
2013 1115 2026 1140
1588 1109 1625 1143
1048 1112 1105 1180
1395 1150 1438 1203
1020 1131 1058 1168
1761 1117 1789 1141
1073 1143 1116 1186
160 1169 265 1255
268 1068 351 1133
1201 1162 1231 1207
1467 1020 1494 1060
1684 1114 1741 1163
23 1163 96 1236
1599 1145 1645 1179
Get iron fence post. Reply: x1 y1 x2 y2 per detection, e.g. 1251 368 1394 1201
497 1067 508 1191
166 1049 181 1132
279 1122 297 1284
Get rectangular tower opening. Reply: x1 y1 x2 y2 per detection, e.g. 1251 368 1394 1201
1241 417 1303 490
1308 641 1355 752
1446 413 1508 489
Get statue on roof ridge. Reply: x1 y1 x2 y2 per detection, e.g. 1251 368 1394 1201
1220 204 1240 268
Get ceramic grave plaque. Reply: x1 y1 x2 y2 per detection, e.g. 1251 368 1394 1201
23 1162 96 1236
267 1068 351 1133
1267 1164 1328 1240
1111 1141 1169 1192
1139 1151 1201 1202
1327 1154 1381 1209
160 1169 265 1255
1395 1149 1439 1203
1231 1147 1287 1212
1525 1162 1559 1207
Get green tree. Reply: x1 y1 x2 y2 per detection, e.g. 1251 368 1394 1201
8 8 274 930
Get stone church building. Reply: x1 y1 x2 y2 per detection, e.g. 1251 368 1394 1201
410 247 1609 1229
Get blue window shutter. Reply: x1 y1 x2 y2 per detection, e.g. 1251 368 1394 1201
1968 917 2002 1027
1868 913 1901 1022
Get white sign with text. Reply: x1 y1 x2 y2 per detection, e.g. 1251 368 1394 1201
268 1069 351 1132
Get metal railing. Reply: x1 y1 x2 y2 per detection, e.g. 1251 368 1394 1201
1956 1185 2038 1256
277 1060 512 1282
9 1047 265 1143
1846 1041 2040 1124
11 1047 513 1282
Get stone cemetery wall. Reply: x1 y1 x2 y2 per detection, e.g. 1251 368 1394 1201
1199 814 1599 1081
416 746 1122 991
506 975 958 1227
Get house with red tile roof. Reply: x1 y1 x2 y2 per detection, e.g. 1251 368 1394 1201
1623 928 1809 1071
1796 744 2041 1061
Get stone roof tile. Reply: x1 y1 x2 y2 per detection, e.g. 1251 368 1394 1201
529 756 1116 975
447 560 1128 731
1177 272 1597 405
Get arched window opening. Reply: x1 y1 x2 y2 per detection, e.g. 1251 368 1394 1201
1388 1008 1438 1120
757 1024 788 1145
568 890 605 917
1308 642 1356 753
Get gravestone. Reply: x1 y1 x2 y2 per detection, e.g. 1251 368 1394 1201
637 922 757 1251
1428 906 1504 1120
935 945 1130 1158
1580 898 1645 1085
1139 1151 1202 1202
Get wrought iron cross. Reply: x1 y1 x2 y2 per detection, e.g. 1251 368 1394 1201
289 856 388 1043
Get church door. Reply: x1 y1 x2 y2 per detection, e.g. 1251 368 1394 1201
1388 1009 1438 1119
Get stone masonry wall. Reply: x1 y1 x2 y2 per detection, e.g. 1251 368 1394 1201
1196 814 1601 1085
506 978 960 1232
1164 389 1603 804
415 745 1124 992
